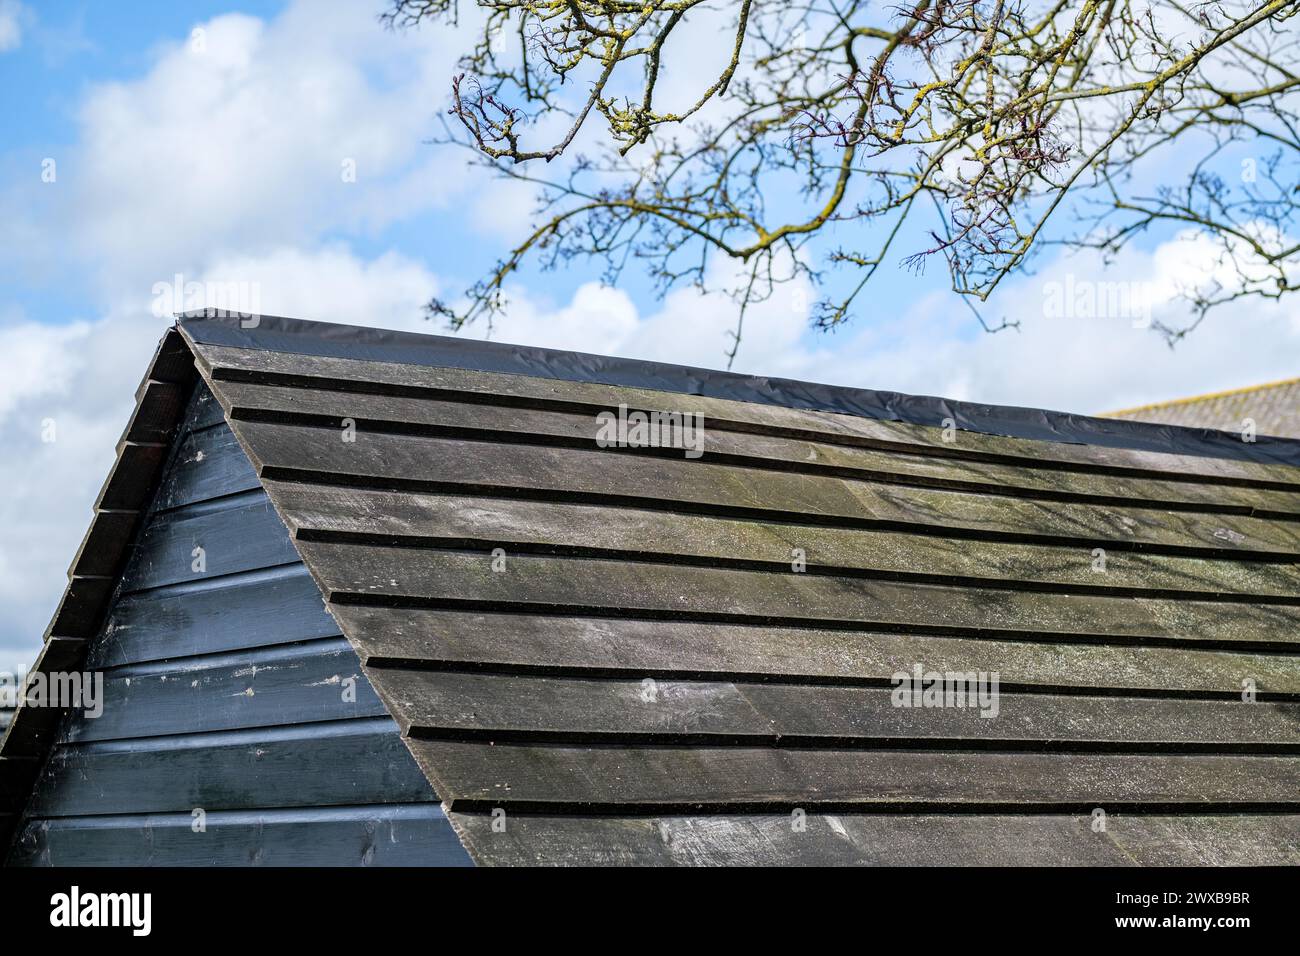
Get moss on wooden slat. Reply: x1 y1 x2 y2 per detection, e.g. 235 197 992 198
415 740 1300 807
269 484 1300 598
237 421 1300 556
375 670 1300 745
298 542 1300 648
220 381 1300 516
449 812 1300 866
337 607 1300 695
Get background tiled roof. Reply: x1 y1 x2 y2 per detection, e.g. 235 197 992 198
1105 377 1300 438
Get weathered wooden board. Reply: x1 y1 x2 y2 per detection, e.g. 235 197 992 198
8 805 470 867
34 636 91 675
29 719 432 817
94 442 167 512
187 382 229 433
81 328 1287 868
66 510 140 580
2 347 196 856
218 381 1300 516
297 541 1300 649
69 639 386 743
120 380 188 446
337 607 1300 695
151 422 260 512
94 562 337 668
119 491 299 593
270 483 1300 599
234 421 1300 557
374 670 1300 748
412 741 1300 808
194 342 1300 489
448 811 1300 866
140 327 197 394
46 575 116 639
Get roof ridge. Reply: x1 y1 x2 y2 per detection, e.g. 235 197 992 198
176 312 1300 469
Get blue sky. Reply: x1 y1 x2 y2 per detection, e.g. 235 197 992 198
1 0 1298 673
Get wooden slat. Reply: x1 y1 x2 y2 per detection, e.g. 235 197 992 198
5 365 472 868
46 575 115 639
270 483 1300 599
29 720 430 817
95 442 167 512
9 805 471 867
69 639 385 743
448 811 1300 866
32 636 88 674
297 541 1300 649
188 380 229 433
337 608 1300 695
93 564 337 668
217 380 1300 516
66 510 139 579
194 342 1300 488
233 421 1300 557
152 422 260 512
412 741 1300 808
143 327 198 390
121 380 187 445
374 670 1300 748
119 491 298 593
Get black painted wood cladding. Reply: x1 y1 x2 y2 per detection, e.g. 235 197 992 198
4 380 470 867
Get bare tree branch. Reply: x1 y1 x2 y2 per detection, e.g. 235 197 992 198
387 0 1300 357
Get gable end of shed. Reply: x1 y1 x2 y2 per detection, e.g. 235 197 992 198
1 329 469 866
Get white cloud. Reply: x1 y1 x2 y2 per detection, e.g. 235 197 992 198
195 245 440 329
473 281 643 355
467 249 814 370
0 321 88 422
4 0 479 298
795 233 1300 415
0 310 165 673
0 242 443 674
0 1 23 53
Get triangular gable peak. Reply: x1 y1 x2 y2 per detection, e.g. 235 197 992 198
2 361 469 865
4 314 1299 866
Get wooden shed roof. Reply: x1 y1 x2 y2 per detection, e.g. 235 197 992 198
3 313 1300 865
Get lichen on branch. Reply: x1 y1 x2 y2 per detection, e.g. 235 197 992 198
386 0 1300 358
